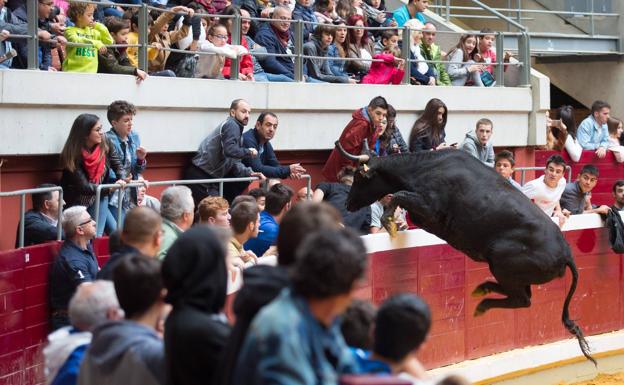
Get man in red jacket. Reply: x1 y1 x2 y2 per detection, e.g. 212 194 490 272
322 96 389 182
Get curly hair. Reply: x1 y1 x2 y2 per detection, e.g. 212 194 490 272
67 2 96 24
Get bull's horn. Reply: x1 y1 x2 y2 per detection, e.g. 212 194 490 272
335 141 370 163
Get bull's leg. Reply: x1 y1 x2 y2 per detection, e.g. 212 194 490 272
474 285 532 316
381 190 428 237
471 281 505 298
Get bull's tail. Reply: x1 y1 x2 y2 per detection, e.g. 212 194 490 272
563 260 597 366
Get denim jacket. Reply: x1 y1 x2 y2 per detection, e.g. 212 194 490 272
233 289 359 385
105 128 146 207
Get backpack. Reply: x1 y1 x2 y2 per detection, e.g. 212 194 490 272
606 206 624 253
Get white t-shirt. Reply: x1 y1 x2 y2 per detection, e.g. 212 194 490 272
521 175 566 216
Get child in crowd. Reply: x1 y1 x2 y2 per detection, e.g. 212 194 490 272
361 45 404 84
196 23 247 79
404 18 436 85
607 117 624 163
373 29 398 54
303 23 355 83
475 28 496 86
446 34 484 87
148 6 194 75
99 17 148 82
63 2 113 72
219 6 254 81
125 12 158 69
494 150 521 190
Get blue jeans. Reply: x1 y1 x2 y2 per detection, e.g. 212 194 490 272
88 195 117 236
255 72 294 82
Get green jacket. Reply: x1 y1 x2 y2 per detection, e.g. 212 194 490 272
420 42 451 86
63 22 113 73
158 218 183 260
98 47 138 76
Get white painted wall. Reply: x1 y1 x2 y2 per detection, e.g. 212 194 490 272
0 70 540 155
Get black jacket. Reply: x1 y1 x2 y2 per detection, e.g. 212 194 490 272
97 244 141 280
16 210 59 248
242 129 290 178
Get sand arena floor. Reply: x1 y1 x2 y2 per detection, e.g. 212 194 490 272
558 372 624 385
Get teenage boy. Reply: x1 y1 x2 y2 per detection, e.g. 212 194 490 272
227 201 260 275
494 150 521 190
612 180 624 211
560 165 610 215
244 184 293 256
392 0 428 27
521 154 567 226
459 118 494 167
577 100 611 158
197 196 231 227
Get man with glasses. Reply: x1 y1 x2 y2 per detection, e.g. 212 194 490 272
49 206 99 330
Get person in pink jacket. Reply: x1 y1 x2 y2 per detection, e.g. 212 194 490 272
361 47 405 84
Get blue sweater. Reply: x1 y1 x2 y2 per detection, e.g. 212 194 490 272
254 24 295 78
242 129 291 178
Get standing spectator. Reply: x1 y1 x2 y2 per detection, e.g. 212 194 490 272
44 281 122 385
548 106 582 162
421 22 451 86
292 0 317 42
303 23 354 83
227 201 260 276
404 19 435 86
408 98 450 152
0 0 27 69
16 183 62 248
59 114 126 236
345 14 373 78
99 17 148 82
577 100 611 158
494 150 521 190
327 19 350 77
607 117 624 162
459 118 495 167
521 154 567 226
559 165 609 216
254 7 297 80
369 194 407 234
391 0 426 27
185 99 264 204
198 196 231 227
233 229 364 385
244 184 293 256
218 6 254 81
161 227 231 385
323 96 388 182
97 207 163 280
612 180 624 211
63 2 113 72
377 104 409 155
78 255 166 385
446 34 484 87
105 100 147 223
158 186 195 260
49 206 98 330
243 112 307 180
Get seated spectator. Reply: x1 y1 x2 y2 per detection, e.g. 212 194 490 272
323 96 388 182
196 23 248 79
98 207 163 279
105 100 147 221
521 154 567 226
577 100 611 158
0 0 27 69
227 201 260 276
164 14 202 78
341 299 376 351
303 24 354 83
607 117 624 163
16 183 62 248
185 99 264 204
613 180 624 211
560 165 609 216
391 0 426 27
292 0 317 42
345 14 374 78
404 19 436 86
459 118 494 167
494 150 521 190
335 0 354 20
137 176 160 212
231 194 258 210
314 166 371 233
327 19 351 77
421 22 451 86
243 112 308 180
254 7 297 80
356 293 431 382
377 104 409 155
361 46 404 85
44 281 122 385
446 34 484 87
373 29 397 55
63 2 113 73
315 0 338 23
49 206 98 330
362 0 395 38
408 98 450 152
99 17 148 82
296 186 311 202
218 6 254 81
198 196 231 227
219 202 342 385
161 227 231 385
147 6 194 75
475 28 503 87
248 188 266 210
233 228 364 385
244 183 293 256
547 105 582 162
158 186 195 259
126 12 155 69
38 0 68 71
370 194 407 234
78 255 166 385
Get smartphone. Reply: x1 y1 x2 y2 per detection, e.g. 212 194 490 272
550 119 562 128
385 12 394 18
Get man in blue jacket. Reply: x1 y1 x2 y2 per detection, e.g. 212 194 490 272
16 183 63 247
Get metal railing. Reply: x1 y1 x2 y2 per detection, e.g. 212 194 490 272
516 166 572 185
0 186 63 248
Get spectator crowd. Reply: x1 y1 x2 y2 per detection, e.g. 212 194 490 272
0 0 513 85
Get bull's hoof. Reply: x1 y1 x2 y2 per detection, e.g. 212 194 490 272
473 304 487 317
471 286 489 298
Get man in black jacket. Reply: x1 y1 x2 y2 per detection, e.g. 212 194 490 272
16 183 63 248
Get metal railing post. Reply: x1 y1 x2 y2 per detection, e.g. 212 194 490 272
18 195 26 248
94 186 102 232
138 4 149 72
495 31 504 87
517 32 530 87
26 0 39 70
445 0 450 21
57 190 64 241
231 14 241 80
294 20 304 82
401 27 411 85
117 189 124 229
306 175 311 200
219 181 224 197
516 0 522 24
589 0 595 36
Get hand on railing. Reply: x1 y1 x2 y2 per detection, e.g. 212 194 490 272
250 171 266 180
289 163 307 179
135 69 148 84
248 148 258 158
136 146 148 160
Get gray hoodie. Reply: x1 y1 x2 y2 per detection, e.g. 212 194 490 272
459 130 495 167
78 321 164 385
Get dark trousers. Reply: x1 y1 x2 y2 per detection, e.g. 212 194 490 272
184 165 249 205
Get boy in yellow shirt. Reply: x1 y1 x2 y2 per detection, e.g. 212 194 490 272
63 2 113 72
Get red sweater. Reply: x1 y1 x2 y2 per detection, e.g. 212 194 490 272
361 53 404 85
223 35 254 78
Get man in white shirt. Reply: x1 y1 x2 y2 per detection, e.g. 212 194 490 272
521 154 567 227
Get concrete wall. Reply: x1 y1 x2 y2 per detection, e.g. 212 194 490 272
0 70 541 156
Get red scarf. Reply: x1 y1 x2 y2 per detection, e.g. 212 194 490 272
270 24 290 47
81 146 106 183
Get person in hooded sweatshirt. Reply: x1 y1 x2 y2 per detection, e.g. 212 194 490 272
78 254 166 385
459 118 495 167
162 226 231 385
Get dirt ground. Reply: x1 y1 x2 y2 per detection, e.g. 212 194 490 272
558 372 624 385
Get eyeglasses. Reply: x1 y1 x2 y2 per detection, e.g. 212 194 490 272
211 34 228 40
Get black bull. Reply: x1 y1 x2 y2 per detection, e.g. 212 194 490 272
338 143 595 365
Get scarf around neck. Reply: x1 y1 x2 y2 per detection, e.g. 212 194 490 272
270 24 291 47
81 146 106 183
